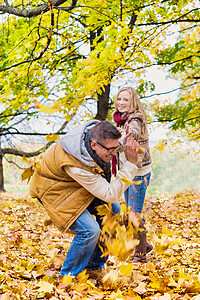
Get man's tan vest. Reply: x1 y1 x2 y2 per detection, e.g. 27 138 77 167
29 141 104 233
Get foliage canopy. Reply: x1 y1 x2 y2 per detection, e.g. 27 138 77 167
0 0 199 130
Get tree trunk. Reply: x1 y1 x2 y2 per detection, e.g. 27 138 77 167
95 84 110 120
0 152 5 192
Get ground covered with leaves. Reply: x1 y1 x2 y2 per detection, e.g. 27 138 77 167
0 190 200 299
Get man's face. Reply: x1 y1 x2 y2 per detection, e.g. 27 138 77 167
91 138 119 163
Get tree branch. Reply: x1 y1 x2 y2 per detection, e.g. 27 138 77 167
136 8 200 26
157 50 200 66
154 115 200 124
2 144 50 157
57 5 118 24
0 130 67 136
4 156 25 170
1 117 73 157
0 0 77 17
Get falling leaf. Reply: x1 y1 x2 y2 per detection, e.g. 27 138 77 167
129 210 140 228
121 176 133 185
21 166 34 183
23 155 29 163
45 134 60 142
102 269 118 288
133 180 143 185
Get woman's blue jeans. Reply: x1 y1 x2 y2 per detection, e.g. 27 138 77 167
124 172 151 214
59 198 121 277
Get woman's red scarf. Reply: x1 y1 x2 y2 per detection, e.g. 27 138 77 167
113 111 129 126
112 112 129 176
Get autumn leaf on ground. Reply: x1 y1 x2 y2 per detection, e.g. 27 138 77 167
37 280 55 293
58 274 74 289
133 281 148 295
119 263 133 276
76 269 89 283
0 190 200 299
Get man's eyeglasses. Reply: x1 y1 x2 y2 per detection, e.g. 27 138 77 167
96 141 121 154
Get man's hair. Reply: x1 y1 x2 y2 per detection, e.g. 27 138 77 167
89 121 121 142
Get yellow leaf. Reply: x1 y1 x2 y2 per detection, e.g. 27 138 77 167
119 263 133 276
120 176 133 185
133 180 143 185
162 227 174 237
120 203 128 214
159 293 171 300
45 134 60 142
124 239 139 252
102 269 118 289
38 104 56 114
61 274 73 285
133 281 147 295
37 280 54 293
129 210 140 228
21 166 34 183
178 268 191 281
0 293 10 300
96 204 112 216
76 269 89 283
23 155 29 163
138 147 145 154
33 99 40 108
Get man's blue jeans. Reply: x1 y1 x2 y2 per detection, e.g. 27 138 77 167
59 198 121 277
124 172 151 214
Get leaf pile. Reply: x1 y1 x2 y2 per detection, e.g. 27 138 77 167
0 190 199 299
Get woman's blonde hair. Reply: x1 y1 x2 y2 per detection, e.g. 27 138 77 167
114 86 145 115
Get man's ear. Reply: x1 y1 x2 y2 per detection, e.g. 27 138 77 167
90 141 97 151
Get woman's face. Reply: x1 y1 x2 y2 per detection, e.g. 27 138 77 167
116 90 131 113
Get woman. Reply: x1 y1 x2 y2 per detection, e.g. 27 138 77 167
112 86 152 263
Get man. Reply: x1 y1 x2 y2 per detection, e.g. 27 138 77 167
29 120 139 282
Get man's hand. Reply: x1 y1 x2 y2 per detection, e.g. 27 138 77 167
124 123 139 165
